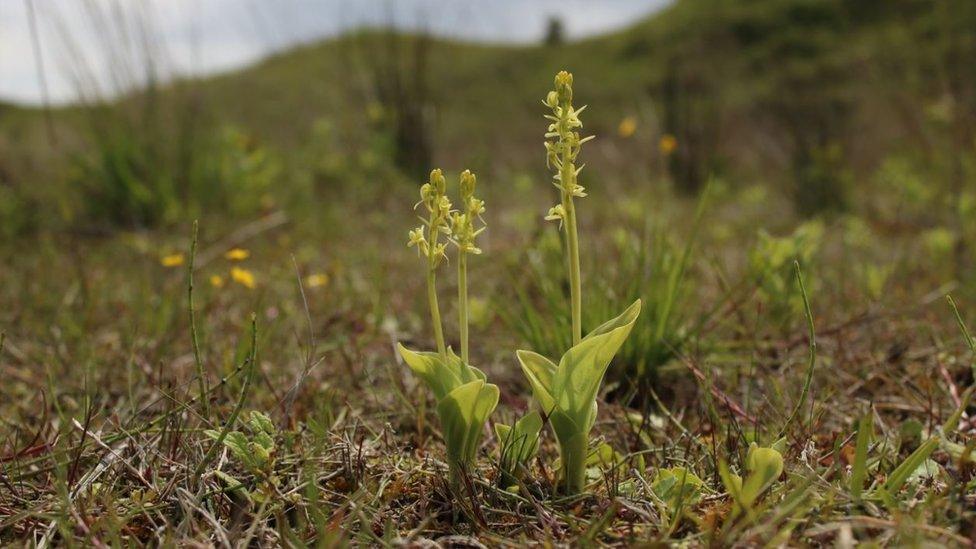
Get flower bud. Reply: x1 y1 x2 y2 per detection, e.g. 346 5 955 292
546 91 559 108
429 168 446 194
460 170 476 199
554 70 573 103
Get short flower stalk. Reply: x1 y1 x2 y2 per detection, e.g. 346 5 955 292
401 169 497 489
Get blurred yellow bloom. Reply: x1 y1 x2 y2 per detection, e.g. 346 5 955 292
231 267 256 289
160 253 185 268
366 102 385 123
224 248 250 261
617 116 637 138
659 134 677 155
305 273 329 288
210 275 225 288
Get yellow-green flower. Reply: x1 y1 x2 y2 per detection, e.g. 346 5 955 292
210 275 225 288
617 116 637 138
161 253 185 268
659 134 677 155
305 273 329 288
231 267 256 289
225 248 250 261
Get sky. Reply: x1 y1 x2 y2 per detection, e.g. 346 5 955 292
0 0 668 106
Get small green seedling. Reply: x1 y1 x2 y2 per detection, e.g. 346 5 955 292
205 410 278 504
652 467 705 530
518 71 641 495
495 411 543 486
721 440 785 521
400 169 498 486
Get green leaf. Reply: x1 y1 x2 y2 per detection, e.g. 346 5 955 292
726 443 785 516
222 431 253 464
516 350 557 413
850 412 872 502
437 379 499 466
582 298 643 342
552 299 641 426
883 436 939 495
498 411 543 476
248 411 275 436
398 344 462 401
652 467 705 510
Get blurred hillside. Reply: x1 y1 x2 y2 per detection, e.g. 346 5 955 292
0 0 974 234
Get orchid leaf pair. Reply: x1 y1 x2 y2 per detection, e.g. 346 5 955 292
398 344 499 479
517 299 642 494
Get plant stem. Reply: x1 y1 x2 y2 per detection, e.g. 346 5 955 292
427 254 447 359
563 194 582 346
187 220 209 417
458 251 469 364
561 433 588 495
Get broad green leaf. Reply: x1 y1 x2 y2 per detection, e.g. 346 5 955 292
738 443 784 511
582 298 643 342
548 410 583 453
248 411 275 436
398 344 462 401
437 379 499 466
516 350 557 413
221 431 253 465
722 442 783 511
253 431 275 452
552 299 641 425
445 347 482 384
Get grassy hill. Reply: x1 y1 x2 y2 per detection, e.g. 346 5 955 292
1 0 974 232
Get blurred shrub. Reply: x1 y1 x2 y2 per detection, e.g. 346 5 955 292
0 184 35 239
748 220 823 331
73 108 280 229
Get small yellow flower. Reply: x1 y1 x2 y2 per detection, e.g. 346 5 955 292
305 273 329 288
659 134 677 155
230 267 256 289
210 275 225 288
225 248 250 261
160 253 185 268
617 116 637 138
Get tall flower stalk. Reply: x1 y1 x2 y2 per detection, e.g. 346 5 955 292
450 170 485 365
520 71 641 495
544 71 592 346
409 169 451 358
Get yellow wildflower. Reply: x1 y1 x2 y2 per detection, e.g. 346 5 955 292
160 253 185 268
224 248 250 261
659 134 677 155
230 267 256 289
305 273 329 288
210 275 225 288
617 116 637 138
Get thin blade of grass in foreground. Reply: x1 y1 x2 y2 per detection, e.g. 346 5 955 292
779 260 817 438
850 410 872 503
192 313 258 485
